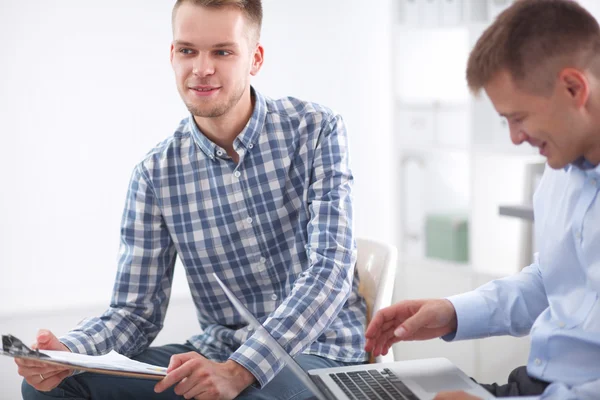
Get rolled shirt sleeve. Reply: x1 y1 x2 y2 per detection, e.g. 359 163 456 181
229 113 358 387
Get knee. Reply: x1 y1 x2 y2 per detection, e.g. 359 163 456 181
21 379 53 400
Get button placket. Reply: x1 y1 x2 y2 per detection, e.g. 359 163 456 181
229 167 262 264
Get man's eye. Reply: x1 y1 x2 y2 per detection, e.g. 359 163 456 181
179 48 194 55
215 50 231 56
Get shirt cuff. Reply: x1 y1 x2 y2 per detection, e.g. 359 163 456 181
228 332 285 388
443 291 492 341
59 331 98 355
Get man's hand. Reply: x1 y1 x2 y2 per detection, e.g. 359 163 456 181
364 299 458 357
154 352 256 399
434 390 482 400
14 329 73 392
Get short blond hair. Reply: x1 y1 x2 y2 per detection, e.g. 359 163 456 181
467 0 600 94
172 0 262 41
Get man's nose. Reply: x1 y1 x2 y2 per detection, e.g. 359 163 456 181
192 55 215 76
510 125 528 145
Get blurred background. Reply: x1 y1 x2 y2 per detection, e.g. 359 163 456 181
2 0 599 398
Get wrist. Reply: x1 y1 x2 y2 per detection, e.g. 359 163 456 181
224 360 256 388
443 299 458 333
59 342 72 353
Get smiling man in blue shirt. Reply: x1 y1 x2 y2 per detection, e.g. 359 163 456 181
17 1 368 399
366 1 600 399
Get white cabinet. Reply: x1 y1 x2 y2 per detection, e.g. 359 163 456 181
391 0 540 383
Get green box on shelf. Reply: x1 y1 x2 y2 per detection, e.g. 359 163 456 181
425 212 469 263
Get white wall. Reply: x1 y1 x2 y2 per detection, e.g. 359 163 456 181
255 0 395 245
0 0 188 315
0 0 394 316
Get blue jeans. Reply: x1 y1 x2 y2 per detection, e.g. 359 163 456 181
22 343 359 399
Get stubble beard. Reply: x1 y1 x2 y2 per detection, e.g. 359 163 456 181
184 83 246 118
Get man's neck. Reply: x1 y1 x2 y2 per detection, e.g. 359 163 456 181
194 88 254 153
585 145 600 167
584 80 600 166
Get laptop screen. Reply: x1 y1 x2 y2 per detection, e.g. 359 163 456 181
212 273 327 400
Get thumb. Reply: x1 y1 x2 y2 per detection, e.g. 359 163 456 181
166 354 185 373
393 309 431 339
35 329 67 351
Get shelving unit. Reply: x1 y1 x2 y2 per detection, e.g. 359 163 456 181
391 0 542 383
393 0 544 277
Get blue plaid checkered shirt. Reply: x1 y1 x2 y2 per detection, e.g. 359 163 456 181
60 88 368 387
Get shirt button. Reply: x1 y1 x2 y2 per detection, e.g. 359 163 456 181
216 150 223 156
534 358 542 366
248 143 254 149
558 321 566 328
271 294 278 301
246 326 253 331
246 217 253 225
575 232 582 240
259 257 266 264
591 178 597 187
234 171 241 178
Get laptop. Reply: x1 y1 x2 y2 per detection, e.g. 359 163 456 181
212 273 493 400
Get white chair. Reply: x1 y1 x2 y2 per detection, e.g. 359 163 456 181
356 237 398 364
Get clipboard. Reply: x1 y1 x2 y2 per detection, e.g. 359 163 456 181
2 334 167 380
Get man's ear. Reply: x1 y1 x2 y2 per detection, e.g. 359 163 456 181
169 43 175 65
250 43 264 77
559 68 590 108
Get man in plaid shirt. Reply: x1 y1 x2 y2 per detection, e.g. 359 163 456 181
18 1 368 399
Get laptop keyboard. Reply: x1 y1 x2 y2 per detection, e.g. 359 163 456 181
329 368 419 400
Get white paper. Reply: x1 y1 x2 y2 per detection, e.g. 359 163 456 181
39 349 167 376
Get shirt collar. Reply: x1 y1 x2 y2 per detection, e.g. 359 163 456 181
187 86 267 160
566 157 600 177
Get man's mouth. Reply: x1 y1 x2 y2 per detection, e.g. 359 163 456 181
188 86 220 96
191 87 217 92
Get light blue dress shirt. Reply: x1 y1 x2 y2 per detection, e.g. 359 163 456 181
447 160 600 400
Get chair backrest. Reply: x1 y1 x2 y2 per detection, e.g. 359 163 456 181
356 237 398 364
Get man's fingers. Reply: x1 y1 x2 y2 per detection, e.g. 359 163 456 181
15 357 47 369
166 353 185 373
18 364 69 378
174 374 206 397
365 317 402 355
35 329 69 352
38 368 72 380
35 369 72 392
366 305 408 337
434 390 481 400
184 383 217 400
395 308 432 339
156 356 203 393
15 358 70 374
